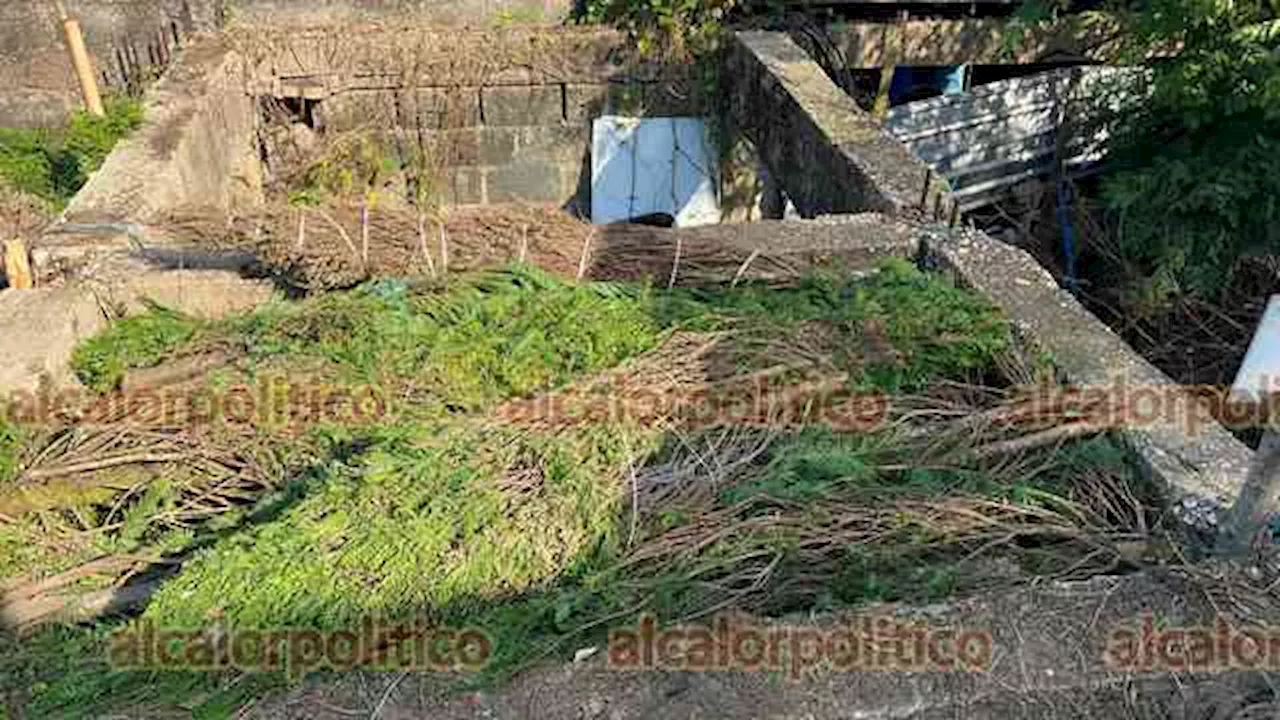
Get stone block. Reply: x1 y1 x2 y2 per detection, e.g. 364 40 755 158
0 285 105 393
487 162 564 203
482 85 563 126
478 128 518 165
514 125 588 165
320 90 399 131
116 269 276 320
436 128 480 165
449 167 486 205
341 88 482 130
421 87 483 128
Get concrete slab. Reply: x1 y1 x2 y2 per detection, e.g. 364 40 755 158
0 263 275 395
62 36 262 225
0 285 107 393
922 226 1255 540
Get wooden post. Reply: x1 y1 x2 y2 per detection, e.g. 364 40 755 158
4 239 34 289
55 1 105 117
872 15 905 119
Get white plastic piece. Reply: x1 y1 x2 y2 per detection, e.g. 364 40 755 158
590 116 720 227
1231 294 1280 403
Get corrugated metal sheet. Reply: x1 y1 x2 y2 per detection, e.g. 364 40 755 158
883 66 1145 211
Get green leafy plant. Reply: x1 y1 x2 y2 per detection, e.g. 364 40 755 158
0 414 25 486
295 132 398 203
70 304 203 393
0 128 57 200
0 96 142 207
581 0 739 59
1053 0 1280 304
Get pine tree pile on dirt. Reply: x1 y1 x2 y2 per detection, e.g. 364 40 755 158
1 260 1171 717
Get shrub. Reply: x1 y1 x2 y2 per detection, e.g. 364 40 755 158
0 96 143 207
581 0 739 59
1098 0 1280 302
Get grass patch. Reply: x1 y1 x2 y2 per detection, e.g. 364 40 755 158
71 269 664 406
114 264 1023 659
225 272 662 410
2 623 283 720
70 304 204 392
16 268 670 585
661 258 1010 391
0 97 142 207
142 422 652 629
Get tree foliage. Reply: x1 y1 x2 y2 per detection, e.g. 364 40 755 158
580 0 739 59
1097 0 1280 303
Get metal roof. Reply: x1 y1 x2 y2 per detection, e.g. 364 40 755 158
883 65 1146 211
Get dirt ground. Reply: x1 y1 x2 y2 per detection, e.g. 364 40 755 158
233 567 1280 720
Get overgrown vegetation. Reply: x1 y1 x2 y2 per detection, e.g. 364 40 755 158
0 96 142 207
137 254 1014 628
265 98 450 214
1011 0 1279 310
580 0 738 58
3 260 1160 717
2 623 284 719
1099 0 1280 305
0 415 23 486
71 304 204 393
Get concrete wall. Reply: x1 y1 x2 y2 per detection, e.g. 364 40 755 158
719 30 1253 540
922 226 1254 541
247 27 702 209
315 80 699 207
61 36 262 223
224 0 570 27
727 32 956 222
0 0 220 127
0 0 568 128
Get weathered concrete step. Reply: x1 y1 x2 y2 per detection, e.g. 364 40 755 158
0 263 275 395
